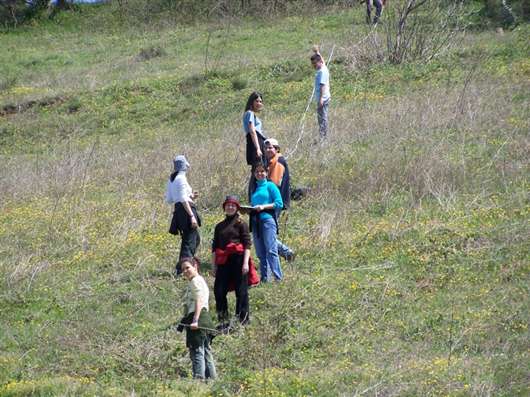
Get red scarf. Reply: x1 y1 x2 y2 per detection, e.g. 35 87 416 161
214 243 260 288
214 242 244 265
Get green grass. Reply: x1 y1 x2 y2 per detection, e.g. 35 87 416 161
1 4 529 396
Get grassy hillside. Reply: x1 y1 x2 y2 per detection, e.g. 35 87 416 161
0 4 529 396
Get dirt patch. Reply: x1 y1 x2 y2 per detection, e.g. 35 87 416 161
0 95 67 117
135 46 166 62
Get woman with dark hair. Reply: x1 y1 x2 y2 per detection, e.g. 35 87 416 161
250 163 283 282
243 91 267 199
166 155 201 275
178 257 217 380
212 195 254 328
243 91 267 166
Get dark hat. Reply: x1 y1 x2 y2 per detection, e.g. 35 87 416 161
222 195 241 210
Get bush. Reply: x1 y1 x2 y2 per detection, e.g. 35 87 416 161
231 77 248 91
349 0 467 66
480 0 530 26
0 0 47 28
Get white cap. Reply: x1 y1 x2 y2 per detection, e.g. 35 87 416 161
264 138 279 147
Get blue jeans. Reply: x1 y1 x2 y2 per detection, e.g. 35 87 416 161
317 99 330 138
253 217 283 282
189 337 216 380
277 239 293 259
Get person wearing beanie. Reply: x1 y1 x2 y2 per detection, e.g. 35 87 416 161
212 195 255 328
166 155 201 275
264 138 295 262
212 196 257 331
250 163 283 282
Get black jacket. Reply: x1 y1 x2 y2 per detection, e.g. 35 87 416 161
169 202 201 235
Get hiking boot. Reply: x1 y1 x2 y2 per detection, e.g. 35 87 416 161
285 251 296 262
216 323 230 334
239 313 250 326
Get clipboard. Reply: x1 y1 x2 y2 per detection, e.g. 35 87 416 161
239 205 254 214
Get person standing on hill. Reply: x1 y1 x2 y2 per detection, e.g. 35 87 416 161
311 51 331 140
366 0 383 24
243 91 267 199
212 195 256 329
250 163 283 282
264 138 295 262
166 155 201 275
179 258 217 380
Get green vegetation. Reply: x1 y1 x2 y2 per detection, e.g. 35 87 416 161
1 3 529 396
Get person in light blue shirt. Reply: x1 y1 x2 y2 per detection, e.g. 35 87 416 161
243 91 266 166
243 91 267 200
250 163 283 282
311 52 331 139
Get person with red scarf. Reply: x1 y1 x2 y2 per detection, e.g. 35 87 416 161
212 195 257 329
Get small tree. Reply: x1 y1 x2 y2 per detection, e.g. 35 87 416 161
380 0 466 64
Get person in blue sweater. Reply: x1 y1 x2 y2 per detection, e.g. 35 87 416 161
250 163 283 282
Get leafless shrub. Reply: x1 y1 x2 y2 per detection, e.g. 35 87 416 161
348 0 467 67
389 0 466 64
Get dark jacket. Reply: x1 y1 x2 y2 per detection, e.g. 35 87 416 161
169 202 201 235
212 214 252 251
180 309 216 348
277 156 291 210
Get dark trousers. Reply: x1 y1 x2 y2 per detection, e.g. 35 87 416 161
366 0 382 24
247 172 257 202
176 228 200 274
214 254 249 323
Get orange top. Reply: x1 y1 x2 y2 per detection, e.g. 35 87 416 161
267 153 285 187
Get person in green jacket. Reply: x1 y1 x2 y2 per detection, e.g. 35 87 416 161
180 258 217 380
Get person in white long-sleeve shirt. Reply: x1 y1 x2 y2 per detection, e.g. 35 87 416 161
166 155 201 275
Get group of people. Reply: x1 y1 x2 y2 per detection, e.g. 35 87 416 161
164 50 331 380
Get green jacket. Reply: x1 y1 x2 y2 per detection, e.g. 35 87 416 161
180 308 216 348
